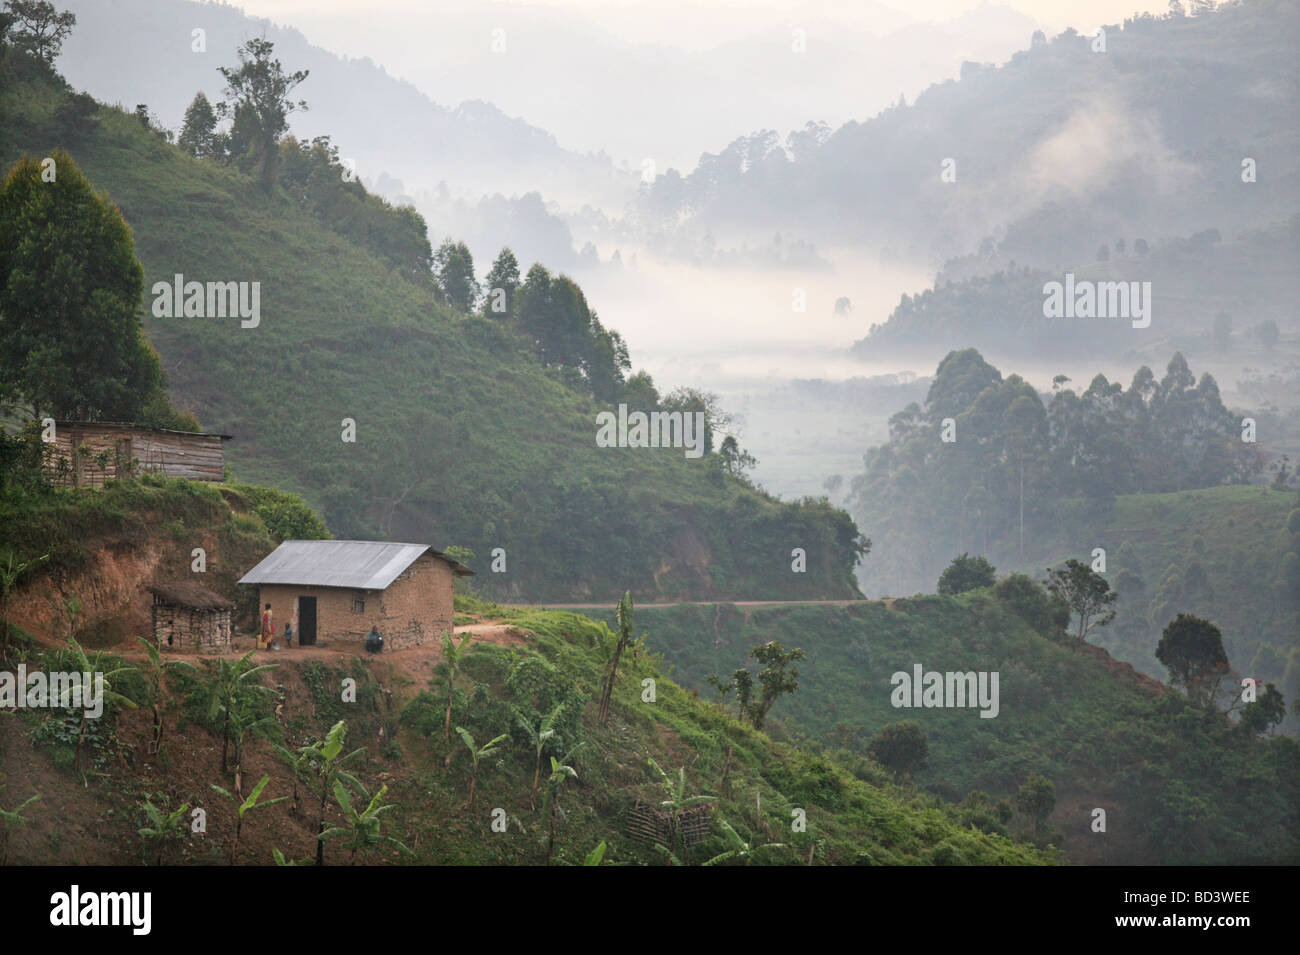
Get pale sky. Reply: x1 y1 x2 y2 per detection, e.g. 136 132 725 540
221 0 1175 45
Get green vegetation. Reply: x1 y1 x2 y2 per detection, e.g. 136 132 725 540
1156 613 1229 707
612 597 1300 864
1 600 1054 865
937 553 995 595
0 150 189 427
0 470 320 638
1038 485 1299 722
847 348 1298 711
136 794 188 865
0 49 865 602
210 774 287 866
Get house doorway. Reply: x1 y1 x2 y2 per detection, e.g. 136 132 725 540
298 597 317 646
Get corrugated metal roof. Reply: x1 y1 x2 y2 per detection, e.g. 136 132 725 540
237 540 472 590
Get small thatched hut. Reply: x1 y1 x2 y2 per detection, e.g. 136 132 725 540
147 582 234 653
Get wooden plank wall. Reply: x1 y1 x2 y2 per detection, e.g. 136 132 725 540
47 425 225 485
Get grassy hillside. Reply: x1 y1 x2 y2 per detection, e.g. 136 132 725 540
0 68 863 603
1026 485 1300 716
0 585 1052 867
852 481 1297 715
594 597 1300 864
0 473 326 643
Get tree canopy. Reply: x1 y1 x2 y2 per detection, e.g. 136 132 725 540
1156 613 1229 705
0 150 177 423
218 38 309 190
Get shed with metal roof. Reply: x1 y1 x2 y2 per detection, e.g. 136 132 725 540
238 540 473 652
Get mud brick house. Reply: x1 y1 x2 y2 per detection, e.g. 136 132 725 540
237 541 474 651
147 582 234 653
46 420 231 486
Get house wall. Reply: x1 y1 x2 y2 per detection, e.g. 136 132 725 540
152 605 232 653
256 554 456 651
47 424 226 486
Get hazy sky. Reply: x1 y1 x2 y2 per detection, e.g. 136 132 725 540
219 0 1174 47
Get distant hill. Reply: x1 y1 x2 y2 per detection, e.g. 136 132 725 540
840 346 1299 708
636 1 1299 267
0 67 865 603
56 0 623 205
850 218 1299 358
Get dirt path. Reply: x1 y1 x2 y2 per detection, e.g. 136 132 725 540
506 600 869 610
85 620 528 677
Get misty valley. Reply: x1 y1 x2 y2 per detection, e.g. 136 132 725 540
0 0 1295 923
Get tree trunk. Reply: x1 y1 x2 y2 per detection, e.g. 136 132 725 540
316 787 329 865
230 817 242 866
598 641 626 724
546 808 556 866
221 711 231 773
75 713 87 783
443 686 452 742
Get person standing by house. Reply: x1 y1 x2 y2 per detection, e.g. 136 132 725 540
260 603 274 650
283 620 294 649
364 625 384 654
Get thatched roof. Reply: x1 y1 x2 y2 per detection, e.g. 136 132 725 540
148 581 234 611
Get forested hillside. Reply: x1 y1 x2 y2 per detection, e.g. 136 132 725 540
636 1 1299 266
851 219 1297 358
843 348 1299 704
0 52 865 602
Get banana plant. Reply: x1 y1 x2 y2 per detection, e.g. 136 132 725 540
597 591 634 724
541 744 582 866
321 780 413 864
0 549 47 658
275 720 365 865
700 819 786 866
513 701 565 810
583 840 607 866
204 650 277 776
228 706 277 797
137 795 189 865
212 773 287 865
272 847 311 866
59 638 139 783
455 726 507 811
134 637 197 755
0 789 39 865
439 631 472 742
648 757 715 861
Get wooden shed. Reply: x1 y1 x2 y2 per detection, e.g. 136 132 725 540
46 420 231 487
148 582 234 653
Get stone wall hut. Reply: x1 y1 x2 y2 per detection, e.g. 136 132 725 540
148 582 234 653
45 420 232 487
237 541 474 652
